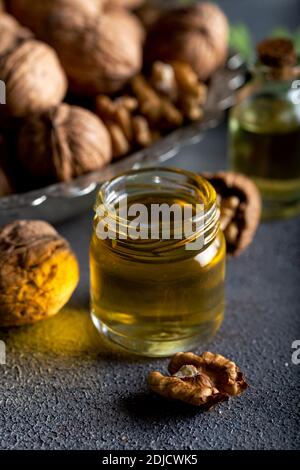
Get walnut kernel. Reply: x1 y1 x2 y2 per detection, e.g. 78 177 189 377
148 351 248 409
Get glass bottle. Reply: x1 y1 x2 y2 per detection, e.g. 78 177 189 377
229 38 300 219
90 168 226 357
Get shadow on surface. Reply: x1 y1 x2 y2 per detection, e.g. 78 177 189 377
120 392 203 422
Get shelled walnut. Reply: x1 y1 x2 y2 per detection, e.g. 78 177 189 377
205 172 262 256
96 94 154 159
96 60 207 159
18 104 112 186
151 61 207 121
148 351 248 409
0 220 79 326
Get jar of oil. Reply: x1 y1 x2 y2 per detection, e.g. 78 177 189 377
90 168 226 357
229 38 300 219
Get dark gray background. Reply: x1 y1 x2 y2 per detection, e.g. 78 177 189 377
0 0 300 450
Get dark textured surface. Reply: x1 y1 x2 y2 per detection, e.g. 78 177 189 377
0 122 300 450
1 0 300 451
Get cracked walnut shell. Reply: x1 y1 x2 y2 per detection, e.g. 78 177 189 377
18 104 112 185
0 220 79 327
204 172 262 256
148 352 248 409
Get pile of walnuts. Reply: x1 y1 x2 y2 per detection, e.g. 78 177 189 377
0 0 229 193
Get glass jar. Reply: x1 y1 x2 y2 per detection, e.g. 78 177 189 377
229 38 300 219
90 168 226 357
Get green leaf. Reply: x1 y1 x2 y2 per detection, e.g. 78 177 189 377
229 24 254 63
271 27 293 39
292 28 300 56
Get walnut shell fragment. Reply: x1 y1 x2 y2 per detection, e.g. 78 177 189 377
0 220 79 327
18 104 112 186
148 351 248 409
204 172 262 256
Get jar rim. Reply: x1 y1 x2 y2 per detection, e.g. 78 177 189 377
94 167 220 251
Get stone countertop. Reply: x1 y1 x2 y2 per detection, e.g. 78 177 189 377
0 123 300 450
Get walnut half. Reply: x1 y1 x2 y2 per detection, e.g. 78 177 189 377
148 352 248 409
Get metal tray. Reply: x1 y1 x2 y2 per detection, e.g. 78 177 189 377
0 53 245 225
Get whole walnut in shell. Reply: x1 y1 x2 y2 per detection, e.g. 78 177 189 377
144 2 229 81
0 37 67 117
108 0 145 9
0 12 32 56
0 220 79 327
7 0 104 35
18 104 112 185
8 1 144 95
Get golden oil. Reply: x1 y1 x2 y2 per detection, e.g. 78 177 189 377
90 168 226 357
229 38 300 219
230 95 300 219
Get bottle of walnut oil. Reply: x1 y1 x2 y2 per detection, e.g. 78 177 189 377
229 38 300 219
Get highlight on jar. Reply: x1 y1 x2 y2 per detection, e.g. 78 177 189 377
90 167 226 357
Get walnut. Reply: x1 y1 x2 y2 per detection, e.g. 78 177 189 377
135 3 161 31
148 351 248 409
0 220 79 327
144 2 229 81
8 0 144 95
96 94 154 159
7 0 104 35
18 104 112 186
151 61 207 121
108 0 145 9
0 36 67 117
204 172 262 256
0 12 32 56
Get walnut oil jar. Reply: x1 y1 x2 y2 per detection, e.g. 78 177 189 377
90 168 226 357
